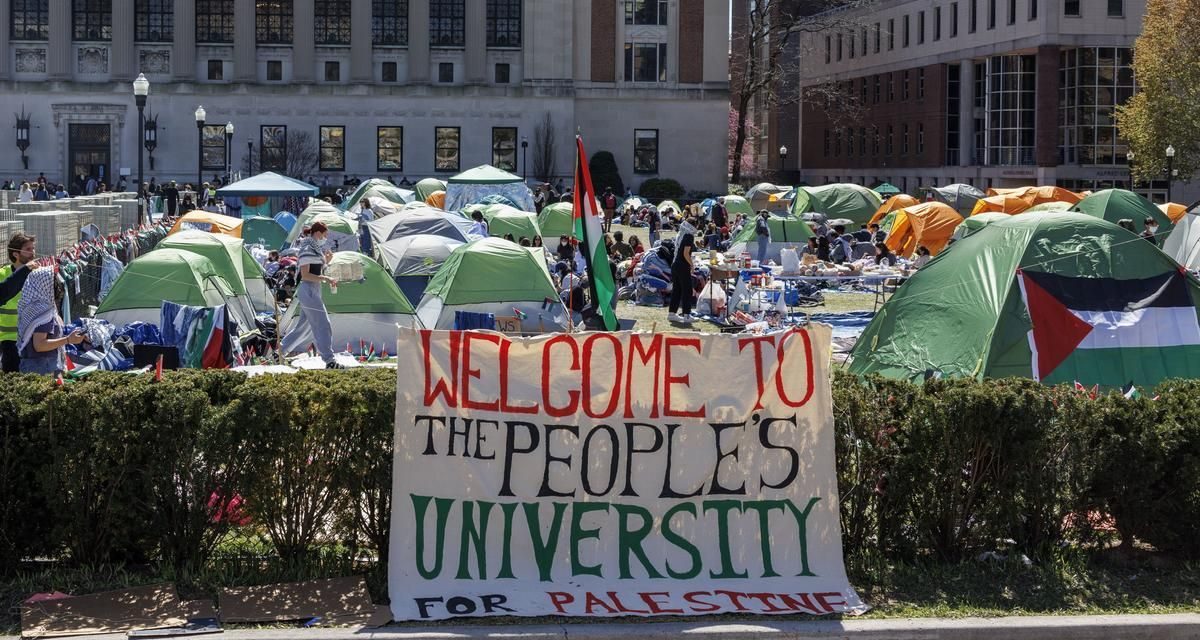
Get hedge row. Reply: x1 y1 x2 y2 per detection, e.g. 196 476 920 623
2 370 1199 575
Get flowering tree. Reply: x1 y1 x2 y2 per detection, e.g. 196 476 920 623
729 109 761 180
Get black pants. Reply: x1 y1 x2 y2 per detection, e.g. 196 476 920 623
0 340 19 373
669 264 694 315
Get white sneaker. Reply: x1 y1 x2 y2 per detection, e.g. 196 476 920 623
681 313 696 322
668 312 683 322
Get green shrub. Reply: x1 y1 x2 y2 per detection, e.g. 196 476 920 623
638 178 685 201
588 151 624 196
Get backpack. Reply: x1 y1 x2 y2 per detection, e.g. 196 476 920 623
755 217 770 237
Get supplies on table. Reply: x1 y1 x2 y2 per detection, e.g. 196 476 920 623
796 260 862 278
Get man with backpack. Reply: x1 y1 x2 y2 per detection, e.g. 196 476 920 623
602 187 618 232
712 197 729 228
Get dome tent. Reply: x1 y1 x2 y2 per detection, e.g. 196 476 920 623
278 252 418 356
790 184 883 225
727 214 815 262
377 234 465 303
242 216 289 251
971 186 1083 215
952 212 1010 240
850 212 1200 388
366 207 476 246
414 178 448 202
538 202 575 238
169 211 244 237
286 200 359 252
1164 212 1200 270
484 204 542 241
416 238 568 333
1070 188 1173 234
869 194 920 225
156 230 273 321
928 183 986 215
445 165 534 213
96 249 242 328
884 202 964 257
341 178 415 214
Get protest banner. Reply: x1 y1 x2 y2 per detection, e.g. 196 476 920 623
389 326 866 620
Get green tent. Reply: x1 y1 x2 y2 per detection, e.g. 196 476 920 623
286 201 360 251
850 212 1200 388
279 252 417 355
156 230 274 316
484 204 542 241
96 249 240 328
414 178 447 201
340 178 415 213
242 216 289 251
952 211 1011 239
1071 188 1173 234
538 202 575 238
791 183 884 225
873 183 902 196
722 195 755 218
416 237 568 332
727 215 815 262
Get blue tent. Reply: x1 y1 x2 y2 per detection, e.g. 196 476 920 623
217 171 319 197
274 211 298 232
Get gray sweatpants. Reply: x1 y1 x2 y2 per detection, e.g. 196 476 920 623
757 236 770 263
281 280 335 362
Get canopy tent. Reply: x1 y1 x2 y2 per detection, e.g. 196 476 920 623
484 204 542 241
241 216 289 251
96 249 241 328
883 202 964 257
416 237 568 332
414 178 448 202
1160 202 1189 224
273 211 298 232
727 214 816 262
155 230 269 322
445 165 535 212
285 201 359 252
872 183 902 197
850 212 1200 388
376 234 466 303
952 211 1010 240
971 186 1083 215
216 172 319 198
745 183 792 212
170 211 244 237
869 194 920 225
279 252 418 356
341 179 415 214
927 183 986 215
366 207 476 246
538 202 575 238
790 183 883 225
1071 189 1173 234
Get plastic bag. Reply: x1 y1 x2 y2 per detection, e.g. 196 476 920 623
780 247 801 274
695 282 727 316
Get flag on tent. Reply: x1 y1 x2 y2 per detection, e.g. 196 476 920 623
1017 269 1200 382
572 135 619 331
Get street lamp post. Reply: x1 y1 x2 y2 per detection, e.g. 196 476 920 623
224 122 234 184
779 145 789 183
14 107 31 170
247 140 254 176
144 111 158 171
1166 145 1177 203
1127 150 1134 191
133 73 150 226
194 105 206 190
521 136 529 181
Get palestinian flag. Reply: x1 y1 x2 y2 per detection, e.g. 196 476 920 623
572 135 619 331
198 305 231 369
1017 269 1200 382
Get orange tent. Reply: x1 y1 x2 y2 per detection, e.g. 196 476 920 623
884 202 964 257
1160 202 1189 223
972 186 1083 215
425 190 446 209
869 194 920 225
168 210 244 237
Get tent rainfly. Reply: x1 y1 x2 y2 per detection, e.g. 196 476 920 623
445 165 534 212
790 184 883 225
96 249 241 328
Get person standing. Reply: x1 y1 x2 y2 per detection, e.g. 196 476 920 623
17 182 33 203
280 222 342 369
754 210 772 264
17 268 84 376
358 198 376 255
668 232 696 323
602 187 617 232
0 233 37 372
162 180 180 220
1141 217 1160 246
711 197 729 228
470 210 489 237
648 205 662 246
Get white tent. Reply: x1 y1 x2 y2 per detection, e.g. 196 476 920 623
1164 212 1200 271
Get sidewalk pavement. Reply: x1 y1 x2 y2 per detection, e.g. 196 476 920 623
9 614 1200 640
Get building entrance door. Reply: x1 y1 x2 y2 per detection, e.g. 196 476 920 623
69 123 111 188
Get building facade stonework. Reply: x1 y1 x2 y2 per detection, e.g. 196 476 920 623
0 0 729 192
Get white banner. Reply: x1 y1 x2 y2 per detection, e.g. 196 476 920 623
389 326 866 621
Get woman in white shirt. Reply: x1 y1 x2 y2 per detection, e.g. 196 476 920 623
17 182 33 203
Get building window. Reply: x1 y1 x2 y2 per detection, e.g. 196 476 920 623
1108 0 1123 17
377 126 403 171
492 127 517 172
196 0 234 43
315 0 351 45
430 0 465 47
1030 0 1038 19
860 127 867 156
872 126 880 156
918 11 925 44
986 53 1036 166
860 77 867 103
903 15 909 47
1065 0 1080 16
988 0 996 28
207 59 223 80
873 74 881 103
624 43 667 82
934 7 940 40
888 73 895 101
860 28 867 56
887 18 894 49
886 125 894 155
873 23 880 53
487 0 521 47
11 0 49 41
260 125 287 172
1060 47 1135 166
202 125 229 171
435 127 461 172
634 129 659 174
317 126 345 171
266 60 282 80
969 0 977 32
824 35 830 64
918 68 926 98
823 129 830 156
73 0 111 41
836 32 842 60
834 129 840 157
373 0 408 46
845 127 853 157
1008 0 1016 24
918 123 925 155
438 62 454 83
902 71 910 100
902 124 910 155
382 61 398 81
324 61 340 81
494 62 510 83
951 2 958 36
256 0 293 44
848 31 855 59
135 0 173 42
624 0 667 26
946 63 961 164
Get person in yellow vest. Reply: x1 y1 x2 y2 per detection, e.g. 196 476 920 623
0 233 37 372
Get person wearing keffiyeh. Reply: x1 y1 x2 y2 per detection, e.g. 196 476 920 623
17 268 84 375
280 222 341 368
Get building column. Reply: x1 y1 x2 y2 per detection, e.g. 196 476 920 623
1035 45 1060 167
465 0 486 83
408 0 429 83
959 58 974 166
350 0 373 82
293 0 314 82
0 0 11 81
48 0 72 79
174 0 197 81
111 0 136 80
233 0 256 82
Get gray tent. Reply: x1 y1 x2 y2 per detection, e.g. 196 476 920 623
366 208 477 246
928 183 986 215
376 234 465 303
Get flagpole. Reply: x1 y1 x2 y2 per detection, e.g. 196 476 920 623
574 135 606 331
